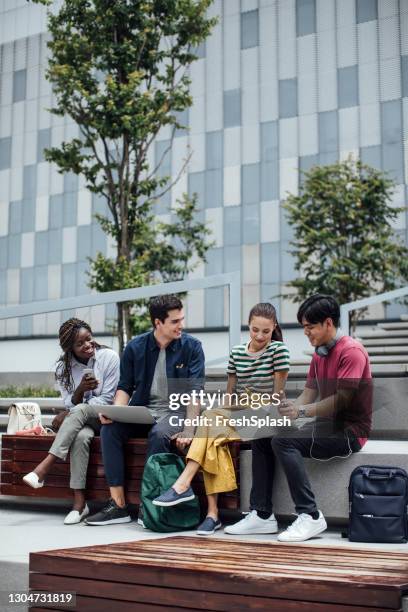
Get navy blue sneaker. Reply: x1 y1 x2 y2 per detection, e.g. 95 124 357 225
152 486 195 507
196 516 222 535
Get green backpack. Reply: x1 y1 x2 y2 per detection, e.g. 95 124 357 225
141 452 200 532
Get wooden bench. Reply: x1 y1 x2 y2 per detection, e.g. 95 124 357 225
0 435 240 511
29 536 408 611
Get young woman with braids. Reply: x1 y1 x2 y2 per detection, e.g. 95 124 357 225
152 303 290 535
23 318 120 524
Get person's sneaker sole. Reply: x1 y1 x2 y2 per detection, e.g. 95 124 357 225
224 523 278 535
85 516 132 526
277 524 326 542
153 493 195 507
197 523 222 536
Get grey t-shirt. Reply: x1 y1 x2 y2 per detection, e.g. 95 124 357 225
148 348 170 422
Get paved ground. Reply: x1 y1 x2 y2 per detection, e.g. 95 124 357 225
2 498 408 611
2 497 408 582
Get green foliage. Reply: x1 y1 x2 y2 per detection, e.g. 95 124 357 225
30 0 216 351
283 158 408 326
89 192 213 335
0 386 59 398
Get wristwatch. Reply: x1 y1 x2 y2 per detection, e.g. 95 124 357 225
298 406 307 418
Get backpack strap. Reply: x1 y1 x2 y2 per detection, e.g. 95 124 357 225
362 467 396 480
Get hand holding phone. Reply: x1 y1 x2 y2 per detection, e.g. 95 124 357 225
81 368 98 391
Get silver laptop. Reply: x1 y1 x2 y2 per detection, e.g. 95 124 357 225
98 405 155 425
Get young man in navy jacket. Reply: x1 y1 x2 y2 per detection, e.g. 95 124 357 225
86 294 205 525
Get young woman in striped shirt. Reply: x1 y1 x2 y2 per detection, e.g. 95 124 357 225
153 302 290 535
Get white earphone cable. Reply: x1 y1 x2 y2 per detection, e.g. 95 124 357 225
310 359 352 461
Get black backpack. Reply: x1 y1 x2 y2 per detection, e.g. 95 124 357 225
347 465 408 543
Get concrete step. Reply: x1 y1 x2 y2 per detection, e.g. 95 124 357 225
357 329 408 339
378 322 408 331
365 355 408 363
365 347 408 355
240 440 408 521
303 349 408 362
208 364 408 378
361 338 408 346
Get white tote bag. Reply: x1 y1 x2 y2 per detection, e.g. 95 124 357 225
7 402 42 434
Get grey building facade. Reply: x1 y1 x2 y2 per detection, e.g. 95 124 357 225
0 0 407 338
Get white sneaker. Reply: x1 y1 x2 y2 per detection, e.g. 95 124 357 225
277 511 327 542
22 472 44 489
64 504 90 525
224 510 278 535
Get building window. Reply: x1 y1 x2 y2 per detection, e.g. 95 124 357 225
0 137 12 170
223 89 241 128
241 10 259 50
279 79 298 119
13 69 27 103
338 66 359 109
296 0 316 37
356 0 378 24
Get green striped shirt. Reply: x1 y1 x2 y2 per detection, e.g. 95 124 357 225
227 341 290 394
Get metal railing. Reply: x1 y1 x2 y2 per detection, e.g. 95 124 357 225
0 272 241 351
340 286 408 335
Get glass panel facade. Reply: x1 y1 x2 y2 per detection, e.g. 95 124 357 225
356 0 378 24
0 137 12 170
241 10 259 50
279 79 298 119
0 5 407 334
13 69 26 103
223 89 241 128
296 0 316 37
338 66 359 109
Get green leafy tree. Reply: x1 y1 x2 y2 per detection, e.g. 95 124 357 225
90 192 213 336
32 0 216 352
283 158 408 330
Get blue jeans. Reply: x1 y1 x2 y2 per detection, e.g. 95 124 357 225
101 414 184 487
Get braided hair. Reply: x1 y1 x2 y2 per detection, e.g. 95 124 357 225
55 318 101 393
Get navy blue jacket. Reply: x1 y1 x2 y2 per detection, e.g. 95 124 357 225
117 331 205 406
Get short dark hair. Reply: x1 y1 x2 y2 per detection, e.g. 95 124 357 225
297 294 340 328
149 294 183 327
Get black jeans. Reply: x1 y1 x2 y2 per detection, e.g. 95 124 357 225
250 422 361 515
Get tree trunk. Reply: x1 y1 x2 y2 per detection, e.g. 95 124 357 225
117 302 125 355
116 214 132 353
123 302 132 346
116 302 132 355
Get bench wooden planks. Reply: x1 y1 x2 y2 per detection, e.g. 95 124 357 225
29 536 408 611
0 435 240 510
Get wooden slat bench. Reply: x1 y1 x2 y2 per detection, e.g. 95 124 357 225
0 435 240 511
29 536 408 611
